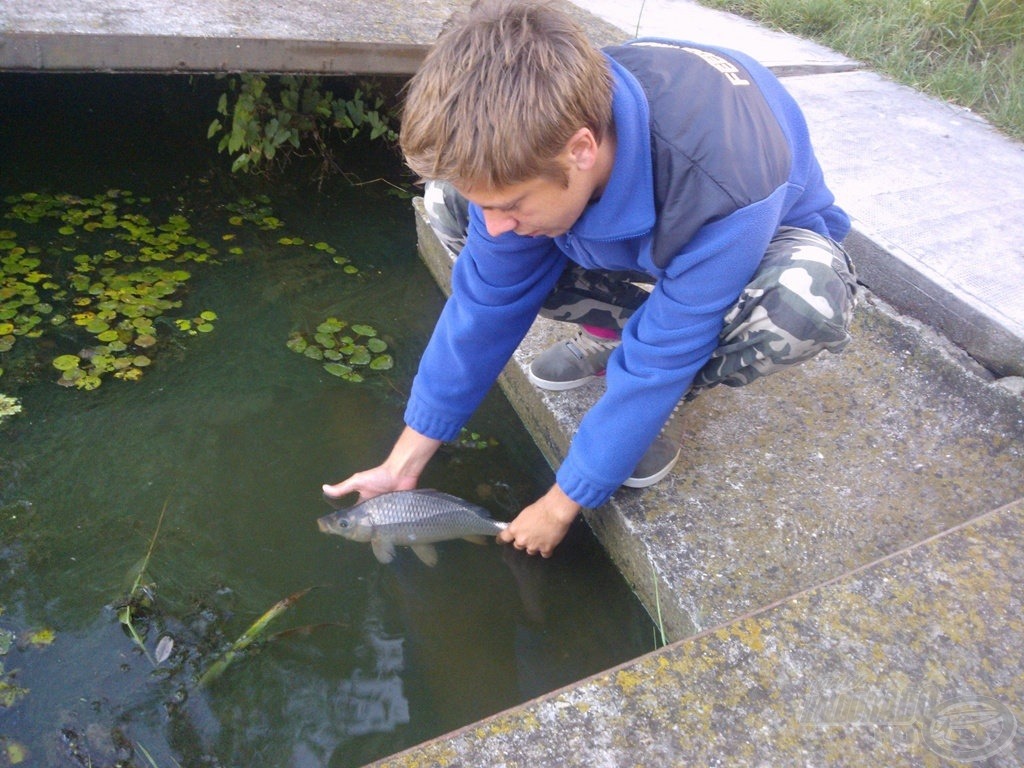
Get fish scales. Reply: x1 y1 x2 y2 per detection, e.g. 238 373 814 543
317 489 507 566
367 492 505 539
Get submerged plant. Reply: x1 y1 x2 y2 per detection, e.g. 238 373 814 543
117 499 169 666
287 317 393 383
197 587 312 687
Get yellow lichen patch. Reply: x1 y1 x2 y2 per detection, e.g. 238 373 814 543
473 713 540 741
615 667 649 695
712 618 767 652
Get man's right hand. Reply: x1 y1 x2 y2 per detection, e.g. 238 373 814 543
321 425 443 502
321 465 417 502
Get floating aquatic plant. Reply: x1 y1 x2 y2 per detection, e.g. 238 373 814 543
0 624 27 709
287 317 392 383
1 190 359 395
2 190 215 390
452 428 499 450
0 394 20 425
0 608 55 714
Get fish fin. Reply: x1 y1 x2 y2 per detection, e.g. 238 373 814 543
462 535 491 545
411 544 438 567
372 539 396 564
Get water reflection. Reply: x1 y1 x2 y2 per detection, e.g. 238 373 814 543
343 598 410 738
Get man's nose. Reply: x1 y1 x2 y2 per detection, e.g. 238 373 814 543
482 210 517 237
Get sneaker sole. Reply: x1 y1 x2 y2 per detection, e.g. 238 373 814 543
527 368 604 391
623 448 681 488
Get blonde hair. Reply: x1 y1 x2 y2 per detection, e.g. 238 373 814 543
400 0 614 189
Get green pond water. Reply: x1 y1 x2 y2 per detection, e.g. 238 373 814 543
0 75 654 766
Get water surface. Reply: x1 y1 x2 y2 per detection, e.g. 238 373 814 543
0 74 654 766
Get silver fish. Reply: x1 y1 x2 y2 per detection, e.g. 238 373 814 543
317 489 508 566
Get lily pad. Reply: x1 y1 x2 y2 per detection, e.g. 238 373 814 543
52 354 80 371
316 318 345 334
314 332 336 349
348 347 371 366
323 362 352 378
75 374 102 391
369 354 393 371
2 738 28 765
24 627 55 648
285 335 307 354
0 679 29 709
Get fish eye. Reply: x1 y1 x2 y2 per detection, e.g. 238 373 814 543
337 519 349 528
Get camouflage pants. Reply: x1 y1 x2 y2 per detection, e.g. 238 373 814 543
423 181 859 397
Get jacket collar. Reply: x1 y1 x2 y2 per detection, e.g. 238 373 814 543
566 54 656 242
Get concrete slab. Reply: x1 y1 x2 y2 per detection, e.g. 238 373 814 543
370 497 1024 767
782 69 1024 379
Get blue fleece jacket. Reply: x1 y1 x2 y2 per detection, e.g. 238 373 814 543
404 40 850 509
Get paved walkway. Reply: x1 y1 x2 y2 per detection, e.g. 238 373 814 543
5 0 1023 764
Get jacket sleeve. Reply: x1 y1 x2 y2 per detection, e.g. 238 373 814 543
405 206 567 441
555 189 790 508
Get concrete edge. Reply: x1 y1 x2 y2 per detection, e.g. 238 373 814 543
845 222 1024 379
0 33 429 74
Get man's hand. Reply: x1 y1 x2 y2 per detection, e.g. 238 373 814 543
498 484 580 558
322 426 441 502
321 465 417 502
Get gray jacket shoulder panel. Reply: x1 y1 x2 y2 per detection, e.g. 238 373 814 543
607 41 792 268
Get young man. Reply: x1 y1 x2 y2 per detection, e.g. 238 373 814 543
323 0 858 557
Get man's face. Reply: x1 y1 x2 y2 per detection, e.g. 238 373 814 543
455 127 611 241
458 172 592 240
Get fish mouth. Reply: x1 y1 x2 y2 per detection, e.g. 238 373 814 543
317 517 333 533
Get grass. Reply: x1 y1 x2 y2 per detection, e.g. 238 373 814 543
696 0 1024 141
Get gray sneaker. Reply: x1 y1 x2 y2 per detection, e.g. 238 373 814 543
624 435 681 488
528 329 620 391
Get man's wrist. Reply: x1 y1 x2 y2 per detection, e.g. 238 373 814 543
545 483 582 524
384 426 443 480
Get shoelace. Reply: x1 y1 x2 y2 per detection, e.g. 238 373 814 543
571 329 620 357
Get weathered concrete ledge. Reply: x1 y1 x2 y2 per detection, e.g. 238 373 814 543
371 496 1024 766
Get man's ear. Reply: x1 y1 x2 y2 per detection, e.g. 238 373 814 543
565 127 599 171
